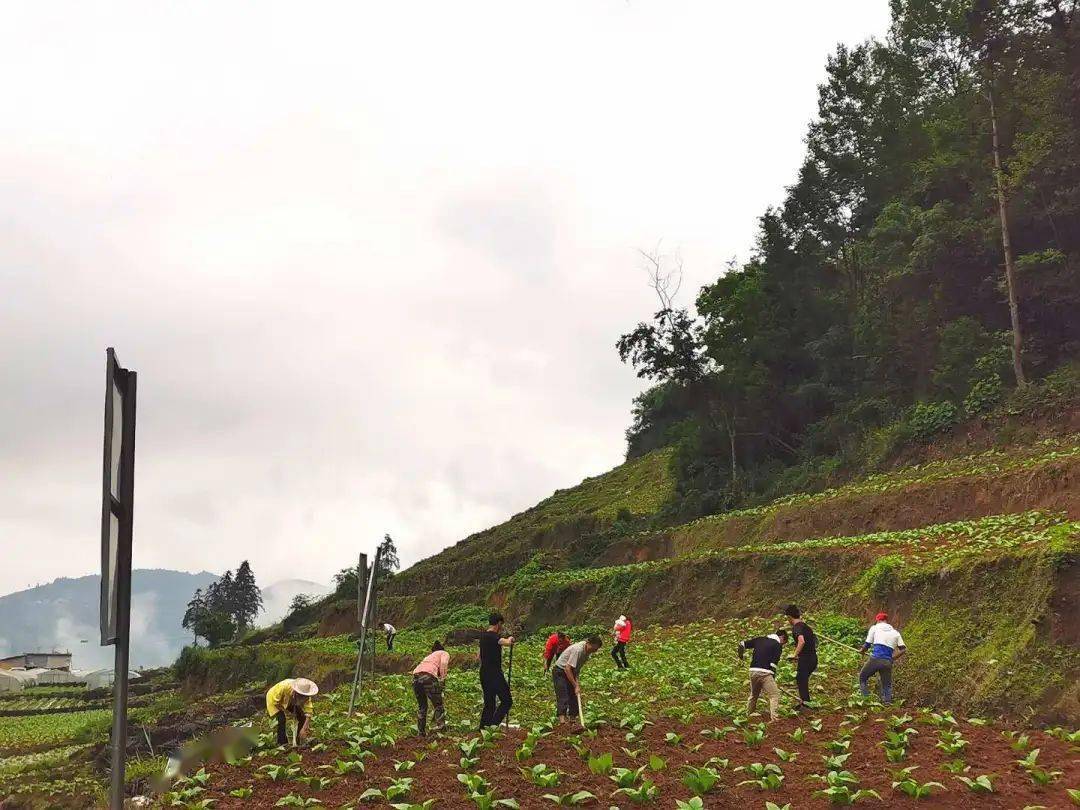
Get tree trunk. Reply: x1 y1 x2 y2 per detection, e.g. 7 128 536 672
989 85 1028 386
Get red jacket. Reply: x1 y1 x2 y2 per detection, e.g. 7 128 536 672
615 619 632 643
543 633 571 662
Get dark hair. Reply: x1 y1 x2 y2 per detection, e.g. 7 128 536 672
488 611 504 626
776 629 789 642
431 641 444 652
557 631 569 639
586 635 603 647
784 604 801 619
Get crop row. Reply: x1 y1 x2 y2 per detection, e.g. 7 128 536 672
0 709 112 751
675 434 1079 528
0 696 105 712
520 511 1079 593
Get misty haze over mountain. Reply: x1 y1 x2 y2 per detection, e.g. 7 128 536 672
0 570 328 670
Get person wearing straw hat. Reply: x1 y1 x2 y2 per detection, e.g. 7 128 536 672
265 677 318 746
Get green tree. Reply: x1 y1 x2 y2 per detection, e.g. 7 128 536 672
376 534 400 583
231 560 264 631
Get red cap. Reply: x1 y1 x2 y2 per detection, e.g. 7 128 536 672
875 612 889 622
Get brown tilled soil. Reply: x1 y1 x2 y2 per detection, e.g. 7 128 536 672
191 712 1080 809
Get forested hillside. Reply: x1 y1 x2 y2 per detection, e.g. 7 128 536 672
617 0 1080 517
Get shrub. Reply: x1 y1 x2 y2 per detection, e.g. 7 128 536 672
907 401 960 441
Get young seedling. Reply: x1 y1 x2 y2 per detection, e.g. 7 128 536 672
541 791 596 806
675 799 705 810
813 786 881 806
229 787 254 799
647 754 667 772
736 762 784 790
743 723 767 747
587 752 613 775
681 765 722 794
892 766 945 799
613 779 660 804
773 747 798 763
955 774 994 794
390 802 437 810
385 777 415 801
275 796 322 808
520 764 561 788
609 766 647 789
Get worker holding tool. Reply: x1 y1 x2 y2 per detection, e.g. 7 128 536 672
477 612 514 728
383 622 397 651
411 641 450 736
860 611 906 704
611 615 632 670
265 677 318 747
552 635 603 725
543 631 572 672
784 604 818 710
737 629 788 721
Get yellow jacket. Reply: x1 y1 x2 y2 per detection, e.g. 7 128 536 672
265 679 313 717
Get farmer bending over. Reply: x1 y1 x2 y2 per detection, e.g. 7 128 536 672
384 622 397 651
543 631 571 673
860 612 906 704
738 629 788 721
411 641 450 735
265 677 318 747
553 635 602 724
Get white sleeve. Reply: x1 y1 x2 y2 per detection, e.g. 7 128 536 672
865 627 875 644
895 632 905 648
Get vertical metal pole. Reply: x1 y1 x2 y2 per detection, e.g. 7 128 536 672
356 554 368 625
109 370 136 810
348 548 381 716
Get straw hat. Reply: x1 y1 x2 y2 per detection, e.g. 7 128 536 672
292 678 319 697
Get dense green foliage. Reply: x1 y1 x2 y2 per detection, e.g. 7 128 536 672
619 0 1080 515
182 560 265 646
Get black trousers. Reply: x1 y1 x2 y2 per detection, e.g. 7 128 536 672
478 668 512 728
611 641 629 668
386 632 396 650
274 705 306 746
553 667 579 718
795 654 818 703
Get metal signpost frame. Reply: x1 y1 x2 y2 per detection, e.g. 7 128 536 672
356 553 368 625
100 348 137 810
347 546 382 716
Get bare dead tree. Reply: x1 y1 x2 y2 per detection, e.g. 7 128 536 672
638 242 684 314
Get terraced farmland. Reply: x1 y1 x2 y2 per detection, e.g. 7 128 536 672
158 620 1080 808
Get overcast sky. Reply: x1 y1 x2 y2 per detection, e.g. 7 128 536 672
0 2 891 597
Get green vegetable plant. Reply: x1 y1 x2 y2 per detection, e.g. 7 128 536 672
612 779 660 804
541 791 596 806
521 764 561 788
892 767 945 799
955 774 994 794
681 765 722 794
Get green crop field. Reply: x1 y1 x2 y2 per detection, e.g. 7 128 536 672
149 619 1080 808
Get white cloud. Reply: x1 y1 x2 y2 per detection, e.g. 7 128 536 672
0 1 891 595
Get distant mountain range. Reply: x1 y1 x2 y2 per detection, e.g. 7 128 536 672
0 571 329 671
